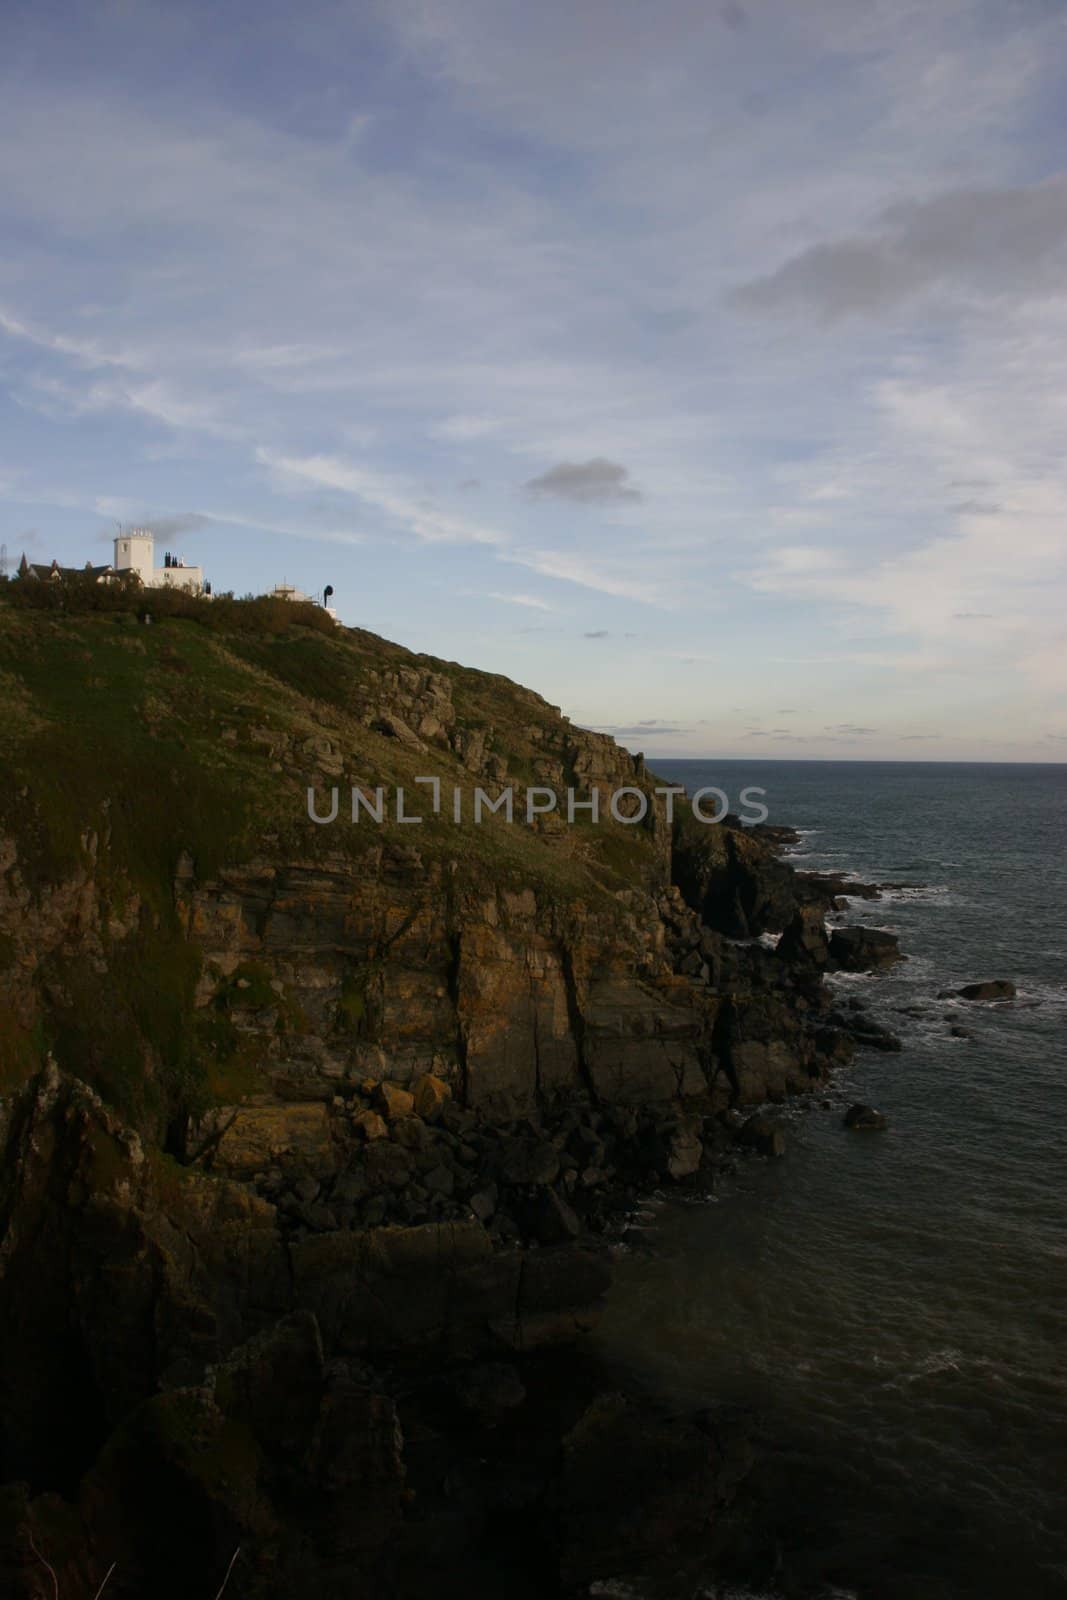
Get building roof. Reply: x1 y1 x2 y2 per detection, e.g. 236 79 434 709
19 558 117 581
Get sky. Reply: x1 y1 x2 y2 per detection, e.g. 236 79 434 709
2 0 1067 761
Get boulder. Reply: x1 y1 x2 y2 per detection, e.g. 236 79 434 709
829 926 903 972
830 1011 903 1052
374 1082 415 1121
496 1135 560 1188
363 1141 416 1191
469 1186 497 1223
666 1117 704 1180
737 1113 786 1158
412 1073 451 1121
353 1109 389 1142
843 1103 888 1131
955 979 1016 1002
776 904 831 969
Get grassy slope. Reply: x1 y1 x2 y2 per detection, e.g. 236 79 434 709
0 598 663 1122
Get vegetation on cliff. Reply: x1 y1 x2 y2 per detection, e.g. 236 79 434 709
0 590 662 1123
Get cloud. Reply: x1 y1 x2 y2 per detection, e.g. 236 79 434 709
431 414 502 441
257 451 508 546
583 629 610 638
731 177 1067 319
504 547 663 604
597 721 686 738
524 458 643 504
486 591 554 611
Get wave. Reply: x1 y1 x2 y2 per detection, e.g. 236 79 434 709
877 883 954 904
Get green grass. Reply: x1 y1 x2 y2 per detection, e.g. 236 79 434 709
0 596 668 1124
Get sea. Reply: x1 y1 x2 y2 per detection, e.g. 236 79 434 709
594 760 1067 1600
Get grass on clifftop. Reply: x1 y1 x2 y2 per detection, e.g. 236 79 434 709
0 583 666 1123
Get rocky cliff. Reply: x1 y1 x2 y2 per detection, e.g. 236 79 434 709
0 594 898 1597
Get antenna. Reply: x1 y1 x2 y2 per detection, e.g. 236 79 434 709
0 544 7 579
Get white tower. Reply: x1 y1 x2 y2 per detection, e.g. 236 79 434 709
113 528 155 584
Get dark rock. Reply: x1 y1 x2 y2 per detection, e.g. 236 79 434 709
665 1115 704 1180
469 1185 497 1223
391 1115 429 1151
776 904 831 969
829 925 903 972
519 1186 582 1244
446 1361 527 1425
558 1392 755 1591
496 1135 560 1188
830 1010 903 1052
364 1141 416 1191
955 979 1016 1002
737 1113 786 1158
843 1103 888 1131
813 1026 856 1067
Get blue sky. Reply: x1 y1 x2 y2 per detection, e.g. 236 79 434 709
2 0 1067 760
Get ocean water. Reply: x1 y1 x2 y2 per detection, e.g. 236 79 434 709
595 761 1067 1599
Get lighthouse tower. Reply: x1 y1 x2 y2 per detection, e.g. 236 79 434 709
111 527 207 594
113 528 156 584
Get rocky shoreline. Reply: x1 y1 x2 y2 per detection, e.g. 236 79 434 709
0 607 917 1598
0 828 907 1600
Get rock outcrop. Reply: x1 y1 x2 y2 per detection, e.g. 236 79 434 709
0 599 907 1597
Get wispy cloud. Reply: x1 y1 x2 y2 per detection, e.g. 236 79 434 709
486 590 554 610
256 451 509 546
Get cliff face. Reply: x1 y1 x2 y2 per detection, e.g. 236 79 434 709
0 598 879 1597
0 603 843 1152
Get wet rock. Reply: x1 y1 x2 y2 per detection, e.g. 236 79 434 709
954 979 1016 1002
813 1026 856 1067
829 926 904 972
830 1011 903 1052
843 1103 888 1130
737 1113 786 1158
666 1117 704 1181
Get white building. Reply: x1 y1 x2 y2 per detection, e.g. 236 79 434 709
270 581 337 619
113 528 207 595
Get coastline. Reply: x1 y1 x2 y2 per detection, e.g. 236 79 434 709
0 805 908 1599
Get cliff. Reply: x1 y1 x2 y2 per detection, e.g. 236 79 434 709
0 593 892 1597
